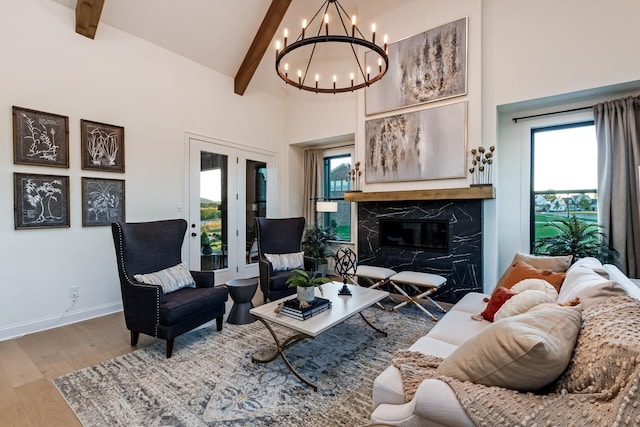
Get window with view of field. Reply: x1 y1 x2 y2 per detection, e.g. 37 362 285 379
530 121 598 251
322 154 352 241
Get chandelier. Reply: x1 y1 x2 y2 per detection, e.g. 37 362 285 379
274 0 388 94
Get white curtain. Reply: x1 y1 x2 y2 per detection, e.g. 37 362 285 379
302 149 323 226
595 95 640 276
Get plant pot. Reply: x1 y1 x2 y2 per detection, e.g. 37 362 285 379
297 286 316 303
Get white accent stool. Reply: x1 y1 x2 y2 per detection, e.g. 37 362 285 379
355 265 397 310
388 271 447 320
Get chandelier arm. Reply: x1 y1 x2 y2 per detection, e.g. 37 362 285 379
302 41 320 88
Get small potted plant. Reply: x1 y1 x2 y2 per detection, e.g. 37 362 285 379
286 269 331 302
201 231 213 255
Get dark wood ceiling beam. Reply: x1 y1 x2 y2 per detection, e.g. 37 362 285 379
234 0 291 95
75 0 105 40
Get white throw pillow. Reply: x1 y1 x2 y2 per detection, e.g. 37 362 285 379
558 258 627 309
510 278 558 299
493 289 555 321
134 263 196 294
436 305 582 392
264 251 304 272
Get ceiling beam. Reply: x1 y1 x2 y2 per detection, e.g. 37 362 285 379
234 0 292 96
75 0 105 40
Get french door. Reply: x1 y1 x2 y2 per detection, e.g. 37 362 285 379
188 135 274 284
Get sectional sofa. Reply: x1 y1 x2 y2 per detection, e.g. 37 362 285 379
370 254 640 426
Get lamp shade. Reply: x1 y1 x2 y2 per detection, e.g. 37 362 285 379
316 201 338 212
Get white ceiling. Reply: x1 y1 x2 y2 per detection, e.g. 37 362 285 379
50 0 380 97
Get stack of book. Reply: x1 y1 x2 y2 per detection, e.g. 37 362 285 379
280 297 332 320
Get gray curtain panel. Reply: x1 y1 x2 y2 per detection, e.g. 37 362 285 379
303 149 322 225
594 95 640 276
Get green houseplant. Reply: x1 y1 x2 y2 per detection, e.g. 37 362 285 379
302 224 338 269
286 269 331 302
533 214 619 264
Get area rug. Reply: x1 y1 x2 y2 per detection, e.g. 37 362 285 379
53 304 441 426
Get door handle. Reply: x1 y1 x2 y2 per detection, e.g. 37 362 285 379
191 232 197 237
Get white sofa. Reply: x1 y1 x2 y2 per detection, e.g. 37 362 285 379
370 256 640 427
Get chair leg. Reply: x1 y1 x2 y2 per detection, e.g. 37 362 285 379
166 338 174 358
216 316 223 331
130 331 139 346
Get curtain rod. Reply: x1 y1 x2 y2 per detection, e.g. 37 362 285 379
512 105 593 123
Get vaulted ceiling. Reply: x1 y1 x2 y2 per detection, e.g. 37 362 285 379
52 0 389 97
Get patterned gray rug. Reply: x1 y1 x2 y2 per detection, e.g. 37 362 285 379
53 303 440 426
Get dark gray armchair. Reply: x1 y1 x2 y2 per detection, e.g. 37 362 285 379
256 217 318 303
111 219 228 358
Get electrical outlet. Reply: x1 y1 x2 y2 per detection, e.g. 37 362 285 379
70 286 80 301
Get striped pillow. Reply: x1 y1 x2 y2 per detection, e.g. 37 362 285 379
134 263 196 294
264 252 304 272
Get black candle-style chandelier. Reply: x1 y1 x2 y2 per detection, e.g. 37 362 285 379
274 0 388 94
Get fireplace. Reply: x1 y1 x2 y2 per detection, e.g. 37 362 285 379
358 199 483 303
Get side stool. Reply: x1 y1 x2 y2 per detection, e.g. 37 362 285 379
388 271 447 320
355 265 397 309
226 278 258 324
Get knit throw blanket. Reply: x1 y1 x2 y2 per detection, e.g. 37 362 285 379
392 296 640 426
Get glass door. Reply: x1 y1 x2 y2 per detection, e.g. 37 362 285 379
188 136 273 284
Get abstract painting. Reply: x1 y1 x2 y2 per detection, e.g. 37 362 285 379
364 101 467 183
366 17 467 115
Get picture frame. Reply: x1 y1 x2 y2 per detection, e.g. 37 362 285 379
81 120 125 172
12 106 69 168
14 173 70 229
365 17 467 116
364 101 467 183
81 177 125 227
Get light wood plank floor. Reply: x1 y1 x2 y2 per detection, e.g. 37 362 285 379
0 312 160 427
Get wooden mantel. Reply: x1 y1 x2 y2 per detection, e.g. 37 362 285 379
343 186 495 202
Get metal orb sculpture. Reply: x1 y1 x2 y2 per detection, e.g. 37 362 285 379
335 247 357 296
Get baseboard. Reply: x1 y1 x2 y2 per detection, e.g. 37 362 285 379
0 302 123 342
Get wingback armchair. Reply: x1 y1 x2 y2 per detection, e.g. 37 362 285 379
256 217 318 303
111 219 228 358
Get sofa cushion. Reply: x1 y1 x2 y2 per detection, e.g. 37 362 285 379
496 252 573 289
428 310 491 347
554 296 640 395
449 291 490 314
558 257 627 309
160 285 228 325
494 289 555 321
480 287 516 322
133 262 195 294
436 305 582 392
264 251 304 272
500 261 566 292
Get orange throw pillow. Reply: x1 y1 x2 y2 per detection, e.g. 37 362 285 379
501 261 566 292
481 287 517 322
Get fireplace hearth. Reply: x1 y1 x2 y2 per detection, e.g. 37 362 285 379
357 199 483 303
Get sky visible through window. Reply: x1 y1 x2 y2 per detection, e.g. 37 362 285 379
533 124 597 191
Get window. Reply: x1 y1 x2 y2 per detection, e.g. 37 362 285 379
322 153 352 241
530 121 597 250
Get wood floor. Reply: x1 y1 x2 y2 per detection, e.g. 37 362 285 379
0 312 159 427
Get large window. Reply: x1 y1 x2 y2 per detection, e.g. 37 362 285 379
530 121 597 250
322 153 352 241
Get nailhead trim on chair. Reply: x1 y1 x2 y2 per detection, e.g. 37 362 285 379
114 222 161 338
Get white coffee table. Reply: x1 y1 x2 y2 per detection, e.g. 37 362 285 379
249 281 389 391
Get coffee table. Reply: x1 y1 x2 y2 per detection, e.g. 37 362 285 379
249 281 389 391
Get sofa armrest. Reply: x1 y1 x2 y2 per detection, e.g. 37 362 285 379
191 270 214 288
122 281 164 334
370 400 420 427
413 379 475 427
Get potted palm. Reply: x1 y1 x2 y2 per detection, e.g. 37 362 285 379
302 224 338 275
286 269 331 302
533 214 619 263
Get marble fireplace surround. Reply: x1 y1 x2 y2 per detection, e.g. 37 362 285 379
346 187 494 304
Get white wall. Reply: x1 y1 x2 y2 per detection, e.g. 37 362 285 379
0 0 285 339
483 0 640 280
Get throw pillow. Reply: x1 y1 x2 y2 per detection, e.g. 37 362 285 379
134 263 196 294
496 252 573 289
500 261 566 292
509 278 559 299
557 257 626 309
493 289 555 321
264 251 304 272
554 296 640 395
437 305 582 392
479 287 517 322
